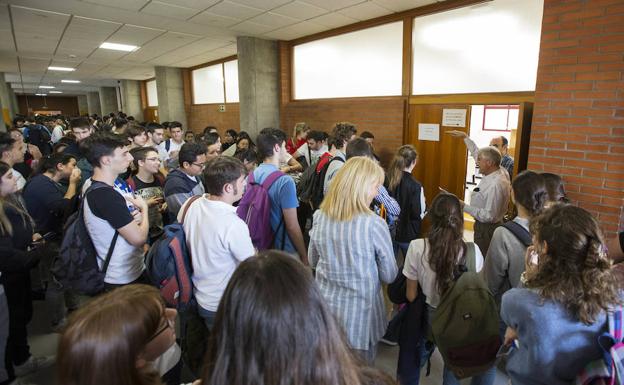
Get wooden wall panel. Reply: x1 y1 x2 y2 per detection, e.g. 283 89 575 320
17 95 79 116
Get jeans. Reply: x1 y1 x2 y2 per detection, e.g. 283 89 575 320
393 241 410 262
197 305 217 332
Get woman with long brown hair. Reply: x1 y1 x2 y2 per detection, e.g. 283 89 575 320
403 193 494 385
57 284 178 385
501 204 622 385
202 250 393 385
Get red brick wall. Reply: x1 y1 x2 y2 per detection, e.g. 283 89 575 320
186 103 240 136
528 0 624 235
278 42 405 167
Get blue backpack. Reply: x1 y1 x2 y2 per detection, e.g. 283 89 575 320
145 195 201 310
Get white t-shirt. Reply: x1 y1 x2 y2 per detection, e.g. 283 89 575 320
179 197 255 312
294 143 328 166
12 169 26 190
157 139 184 162
403 239 483 308
51 125 64 144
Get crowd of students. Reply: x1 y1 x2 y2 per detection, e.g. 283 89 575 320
0 111 623 385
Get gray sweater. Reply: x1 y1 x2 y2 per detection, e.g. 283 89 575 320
482 217 529 306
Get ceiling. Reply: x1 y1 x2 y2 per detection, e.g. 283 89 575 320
0 0 442 95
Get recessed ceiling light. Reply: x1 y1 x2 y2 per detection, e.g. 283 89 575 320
35 93 47 96
49 91 62 94
39 85 55 89
61 80 81 83
100 42 139 52
48 66 75 71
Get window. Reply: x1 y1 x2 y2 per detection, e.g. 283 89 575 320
192 59 239 104
482 105 519 132
146 79 158 107
293 22 403 99
412 0 543 95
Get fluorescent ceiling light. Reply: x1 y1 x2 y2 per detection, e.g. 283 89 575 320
61 79 80 83
99 42 139 52
39 85 55 89
49 91 62 94
35 93 47 96
48 66 75 71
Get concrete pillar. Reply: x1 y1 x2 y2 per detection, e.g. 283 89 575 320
237 37 280 139
99 86 118 116
154 66 186 127
0 74 13 127
87 91 102 116
77 95 88 116
8 87 18 117
119 79 144 121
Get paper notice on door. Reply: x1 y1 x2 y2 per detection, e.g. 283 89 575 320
442 109 467 127
418 123 440 141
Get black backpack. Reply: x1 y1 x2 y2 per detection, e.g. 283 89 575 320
297 156 344 210
51 182 119 296
501 221 532 247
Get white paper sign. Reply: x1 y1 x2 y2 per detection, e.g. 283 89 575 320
442 109 467 127
418 123 440 141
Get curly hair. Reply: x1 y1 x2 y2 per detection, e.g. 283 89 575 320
526 204 621 324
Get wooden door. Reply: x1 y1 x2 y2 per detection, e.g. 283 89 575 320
405 104 471 205
144 107 159 123
513 102 533 176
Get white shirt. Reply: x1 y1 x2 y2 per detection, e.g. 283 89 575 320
51 125 64 144
403 239 484 308
12 169 26 190
179 197 255 312
464 168 510 223
294 143 328 166
157 139 184 161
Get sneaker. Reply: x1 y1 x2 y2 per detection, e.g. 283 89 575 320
379 337 398 346
13 356 55 377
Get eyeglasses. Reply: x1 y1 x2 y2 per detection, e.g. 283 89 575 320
192 162 207 169
148 316 174 342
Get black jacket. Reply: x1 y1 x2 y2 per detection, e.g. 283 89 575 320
389 172 424 243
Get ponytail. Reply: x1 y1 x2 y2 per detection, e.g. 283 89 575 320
388 145 417 192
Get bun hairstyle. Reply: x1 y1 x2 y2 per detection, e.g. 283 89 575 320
512 170 548 217
427 193 466 295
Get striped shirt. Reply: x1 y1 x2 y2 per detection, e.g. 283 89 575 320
309 210 398 350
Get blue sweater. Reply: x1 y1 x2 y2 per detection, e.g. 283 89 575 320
501 288 611 385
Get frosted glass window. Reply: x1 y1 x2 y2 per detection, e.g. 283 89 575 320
193 64 225 104
412 0 543 95
146 80 158 107
224 60 239 103
293 22 403 99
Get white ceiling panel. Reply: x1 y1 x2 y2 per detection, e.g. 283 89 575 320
272 1 328 20
10 6 69 36
188 11 241 28
263 20 326 40
371 0 436 12
337 1 392 20
124 32 202 62
0 6 16 52
74 62 109 74
18 58 50 72
141 1 198 20
88 48 129 61
15 37 59 54
300 0 366 11
0 56 19 72
56 38 100 57
230 21 275 35
160 0 221 10
158 38 233 60
63 16 121 40
80 0 150 12
106 24 165 46
207 1 265 20
230 0 293 10
249 12 299 28
306 11 357 28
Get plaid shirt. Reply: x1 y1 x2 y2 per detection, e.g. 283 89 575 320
501 154 514 178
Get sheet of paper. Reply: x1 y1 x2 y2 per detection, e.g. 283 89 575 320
442 109 467 127
418 123 440 141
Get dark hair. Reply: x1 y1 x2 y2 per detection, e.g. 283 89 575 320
236 135 254 148
427 193 466 295
203 126 218 135
114 118 128 129
204 132 220 146
203 251 367 385
12 117 25 125
130 146 158 170
541 172 568 203
0 133 16 158
179 142 207 168
145 123 164 134
70 117 91 130
169 121 182 130
126 125 146 139
527 204 620 324
501 136 508 146
38 153 76 174
234 149 257 165
388 145 418 191
512 171 547 217
225 129 237 140
345 137 373 160
83 131 129 168
360 131 374 140
202 157 246 196
331 123 355 149
0 161 11 178
307 130 326 142
256 128 286 160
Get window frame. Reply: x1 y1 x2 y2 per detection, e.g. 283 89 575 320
189 55 238 106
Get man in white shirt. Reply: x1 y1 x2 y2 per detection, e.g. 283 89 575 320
157 122 185 170
178 156 254 330
0 132 27 190
448 130 511 254
293 130 328 168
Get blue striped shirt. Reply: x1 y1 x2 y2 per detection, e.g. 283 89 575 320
309 210 398 350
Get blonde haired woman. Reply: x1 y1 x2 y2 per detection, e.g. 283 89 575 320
309 156 398 363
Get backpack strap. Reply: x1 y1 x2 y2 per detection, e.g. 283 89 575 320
465 242 476 272
84 181 119 274
261 170 285 190
180 195 202 224
502 221 532 247
165 139 171 152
